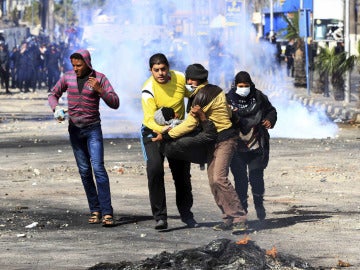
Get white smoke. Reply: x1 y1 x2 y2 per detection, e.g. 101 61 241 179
266 92 338 139
76 1 338 139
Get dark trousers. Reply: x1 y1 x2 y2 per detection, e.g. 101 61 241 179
141 130 194 222
0 67 9 92
230 150 265 211
286 56 294 77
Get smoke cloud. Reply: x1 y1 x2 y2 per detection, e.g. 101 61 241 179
76 1 338 139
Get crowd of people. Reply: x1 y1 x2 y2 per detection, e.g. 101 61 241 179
0 36 78 94
139 53 278 232
47 42 277 232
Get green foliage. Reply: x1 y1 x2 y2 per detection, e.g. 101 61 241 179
22 1 41 26
54 0 77 26
279 12 299 40
316 45 354 77
54 0 105 28
354 40 360 69
14 0 106 30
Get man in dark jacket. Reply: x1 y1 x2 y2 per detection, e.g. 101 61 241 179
226 71 277 220
285 38 295 77
0 43 10 94
153 105 217 165
45 44 61 92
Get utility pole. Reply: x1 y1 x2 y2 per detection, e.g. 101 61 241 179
40 0 47 33
344 0 351 103
48 0 54 41
299 0 310 95
269 0 274 38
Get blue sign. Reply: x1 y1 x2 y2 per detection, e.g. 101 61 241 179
226 0 242 23
299 9 311 37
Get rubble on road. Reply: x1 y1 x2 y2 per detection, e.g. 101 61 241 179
89 238 316 270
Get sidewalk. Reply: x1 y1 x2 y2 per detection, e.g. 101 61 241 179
273 72 360 123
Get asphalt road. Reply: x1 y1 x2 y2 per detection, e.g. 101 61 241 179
0 90 360 270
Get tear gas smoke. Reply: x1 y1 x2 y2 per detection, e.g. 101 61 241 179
77 1 338 139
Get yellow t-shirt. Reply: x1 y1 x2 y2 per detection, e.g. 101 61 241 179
141 70 189 133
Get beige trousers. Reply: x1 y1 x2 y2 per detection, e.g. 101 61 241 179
207 136 247 224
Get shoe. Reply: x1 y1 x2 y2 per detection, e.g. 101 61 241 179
184 218 199 228
88 212 101 224
102 215 115 227
212 222 232 231
232 222 248 233
155 219 168 230
255 205 266 220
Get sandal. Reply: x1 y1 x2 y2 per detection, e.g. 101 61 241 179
102 215 115 227
88 212 101 224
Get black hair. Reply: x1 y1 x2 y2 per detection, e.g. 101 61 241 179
161 107 175 121
70 52 83 60
185 63 208 84
149 53 169 69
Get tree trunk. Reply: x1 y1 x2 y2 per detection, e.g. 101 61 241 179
331 72 345 100
312 70 328 95
294 47 306 87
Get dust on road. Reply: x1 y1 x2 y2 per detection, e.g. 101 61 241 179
1 90 360 270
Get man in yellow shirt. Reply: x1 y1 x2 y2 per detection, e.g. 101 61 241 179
140 53 198 230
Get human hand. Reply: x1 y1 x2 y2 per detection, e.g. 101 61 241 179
229 104 238 111
151 131 163 142
262 119 272 129
54 106 66 122
161 125 171 133
87 77 101 94
190 105 206 121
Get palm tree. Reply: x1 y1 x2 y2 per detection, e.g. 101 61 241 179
315 43 355 100
280 11 306 87
352 40 360 102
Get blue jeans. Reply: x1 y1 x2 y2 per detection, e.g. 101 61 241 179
68 122 113 216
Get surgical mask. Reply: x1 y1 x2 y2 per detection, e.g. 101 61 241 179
185 84 196 92
236 86 250 97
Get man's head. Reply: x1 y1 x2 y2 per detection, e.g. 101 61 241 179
70 49 93 78
149 53 170 84
185 63 208 88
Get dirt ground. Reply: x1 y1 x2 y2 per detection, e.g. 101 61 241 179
0 90 360 270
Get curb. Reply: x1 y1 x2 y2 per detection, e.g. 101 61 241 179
292 93 360 123
259 79 360 124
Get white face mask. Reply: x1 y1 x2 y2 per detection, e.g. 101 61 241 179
185 84 196 92
236 86 250 97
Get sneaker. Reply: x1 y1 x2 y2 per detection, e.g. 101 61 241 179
184 218 199 228
255 205 266 220
232 222 248 233
155 219 168 230
213 222 233 231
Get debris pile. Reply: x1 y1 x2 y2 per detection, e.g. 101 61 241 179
89 238 316 270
